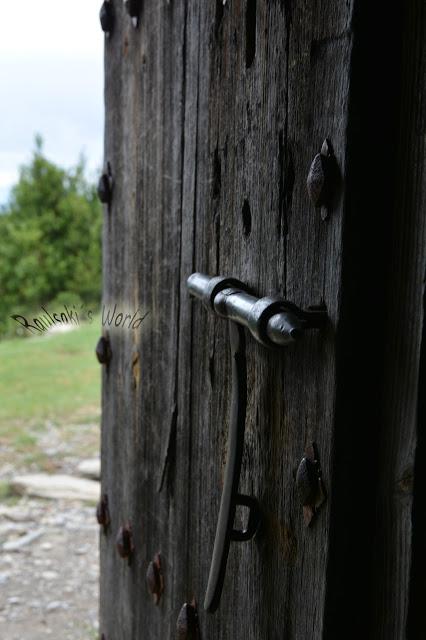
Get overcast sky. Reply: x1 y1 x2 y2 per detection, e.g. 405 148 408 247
0 0 104 204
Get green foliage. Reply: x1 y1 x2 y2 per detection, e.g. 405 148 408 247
0 136 102 337
49 291 83 310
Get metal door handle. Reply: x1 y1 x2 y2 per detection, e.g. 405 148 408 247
187 273 325 613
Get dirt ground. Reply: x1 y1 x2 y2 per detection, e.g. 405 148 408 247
0 497 99 640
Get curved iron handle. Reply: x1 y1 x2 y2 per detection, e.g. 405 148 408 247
187 273 326 613
204 320 261 613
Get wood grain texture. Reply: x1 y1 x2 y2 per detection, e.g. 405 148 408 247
323 2 426 637
373 1 426 637
99 1 425 638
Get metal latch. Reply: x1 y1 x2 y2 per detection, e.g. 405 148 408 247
187 273 326 613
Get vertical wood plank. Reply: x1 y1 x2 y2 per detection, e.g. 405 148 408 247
100 1 426 638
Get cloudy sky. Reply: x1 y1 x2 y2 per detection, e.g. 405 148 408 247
0 0 104 203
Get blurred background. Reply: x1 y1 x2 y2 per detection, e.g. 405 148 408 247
0 2 104 638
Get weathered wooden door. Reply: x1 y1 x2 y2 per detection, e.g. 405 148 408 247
98 1 426 638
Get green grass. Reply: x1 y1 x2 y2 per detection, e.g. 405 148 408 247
0 319 101 424
0 319 101 472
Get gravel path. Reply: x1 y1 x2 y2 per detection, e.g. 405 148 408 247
0 497 99 640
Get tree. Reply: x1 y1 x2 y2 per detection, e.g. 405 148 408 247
0 136 102 336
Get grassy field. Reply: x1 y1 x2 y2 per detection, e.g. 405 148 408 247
0 319 101 474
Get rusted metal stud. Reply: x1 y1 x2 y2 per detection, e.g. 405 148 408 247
99 1 114 37
123 0 142 28
96 494 110 533
177 600 200 640
116 523 134 565
307 139 335 219
295 443 326 527
296 457 318 506
96 334 112 365
97 162 113 205
146 552 164 605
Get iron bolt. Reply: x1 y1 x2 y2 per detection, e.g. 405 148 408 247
123 0 142 27
99 1 114 36
296 456 319 506
306 139 335 216
116 524 134 562
177 601 199 640
96 335 112 365
295 443 326 527
96 494 110 533
146 552 164 605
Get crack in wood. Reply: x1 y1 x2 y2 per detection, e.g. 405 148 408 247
157 403 178 493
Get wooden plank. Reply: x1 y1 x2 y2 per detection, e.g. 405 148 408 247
372 1 426 637
100 3 189 638
100 1 426 638
323 2 426 637
188 2 352 638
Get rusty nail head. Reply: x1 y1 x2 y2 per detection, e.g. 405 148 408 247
96 494 110 532
96 335 112 365
116 524 134 562
146 552 164 605
99 1 114 36
97 162 113 204
306 138 335 216
296 457 318 506
295 443 326 527
177 600 199 640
